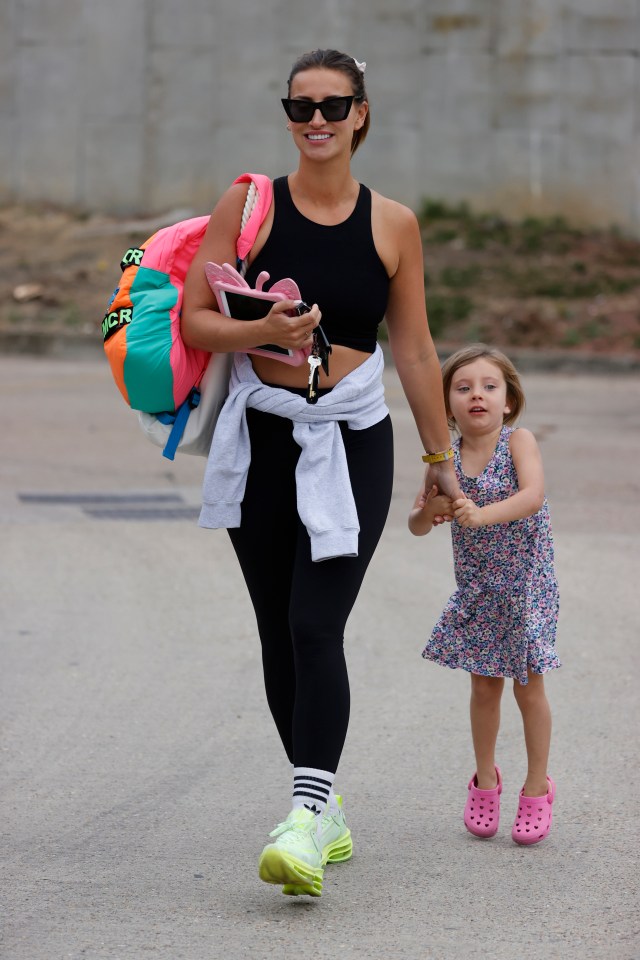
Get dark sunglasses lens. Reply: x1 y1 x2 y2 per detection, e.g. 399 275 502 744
321 98 351 120
282 97 353 123
287 101 314 122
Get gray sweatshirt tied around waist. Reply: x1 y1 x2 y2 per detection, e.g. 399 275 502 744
199 345 389 561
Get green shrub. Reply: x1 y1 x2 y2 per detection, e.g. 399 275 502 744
426 293 473 336
440 265 482 288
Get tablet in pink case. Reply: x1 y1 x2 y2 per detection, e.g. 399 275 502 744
204 261 311 365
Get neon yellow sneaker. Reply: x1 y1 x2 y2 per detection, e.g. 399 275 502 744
278 797 353 897
258 807 324 897
320 794 353 865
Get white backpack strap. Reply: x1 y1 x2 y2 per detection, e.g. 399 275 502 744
240 180 259 234
233 172 273 272
238 182 259 277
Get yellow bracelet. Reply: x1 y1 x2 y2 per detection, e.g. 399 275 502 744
422 447 454 464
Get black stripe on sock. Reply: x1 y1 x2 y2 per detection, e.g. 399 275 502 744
292 789 330 803
293 775 332 788
294 784 329 798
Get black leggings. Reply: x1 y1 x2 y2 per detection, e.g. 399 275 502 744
228 406 394 773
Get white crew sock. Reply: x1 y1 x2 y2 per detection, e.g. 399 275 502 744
292 767 335 816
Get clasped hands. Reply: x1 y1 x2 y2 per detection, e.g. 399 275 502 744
423 485 483 529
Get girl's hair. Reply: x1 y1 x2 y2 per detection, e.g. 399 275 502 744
287 49 370 155
441 344 526 429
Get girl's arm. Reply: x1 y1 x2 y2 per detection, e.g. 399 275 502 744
453 429 546 528
381 200 463 502
181 183 319 352
409 483 454 536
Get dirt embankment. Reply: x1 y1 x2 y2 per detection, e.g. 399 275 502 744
2 201 639 359
418 200 640 358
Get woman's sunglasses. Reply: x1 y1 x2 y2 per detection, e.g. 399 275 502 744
281 95 360 124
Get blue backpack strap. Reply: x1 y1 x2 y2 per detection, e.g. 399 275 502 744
157 388 201 460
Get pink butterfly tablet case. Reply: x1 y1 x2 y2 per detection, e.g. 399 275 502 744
204 261 311 365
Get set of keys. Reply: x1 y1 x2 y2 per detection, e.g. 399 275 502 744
306 323 332 405
293 300 332 405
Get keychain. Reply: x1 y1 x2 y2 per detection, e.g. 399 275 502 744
306 325 332 404
306 354 322 404
313 324 332 376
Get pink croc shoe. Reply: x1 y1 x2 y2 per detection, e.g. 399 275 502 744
512 776 556 845
464 766 502 838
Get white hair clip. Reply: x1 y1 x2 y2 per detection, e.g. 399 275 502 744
353 58 366 74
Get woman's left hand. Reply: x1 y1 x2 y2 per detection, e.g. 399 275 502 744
424 460 463 502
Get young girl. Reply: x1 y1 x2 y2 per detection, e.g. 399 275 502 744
409 344 560 844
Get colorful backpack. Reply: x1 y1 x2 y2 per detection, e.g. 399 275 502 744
102 172 273 458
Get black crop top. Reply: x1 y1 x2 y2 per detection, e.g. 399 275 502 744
244 176 390 353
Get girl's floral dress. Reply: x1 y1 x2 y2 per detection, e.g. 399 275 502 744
422 426 561 685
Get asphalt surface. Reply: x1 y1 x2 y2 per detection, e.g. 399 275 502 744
2 354 639 960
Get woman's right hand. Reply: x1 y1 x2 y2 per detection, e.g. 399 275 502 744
260 301 321 351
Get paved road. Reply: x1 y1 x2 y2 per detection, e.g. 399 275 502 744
2 355 639 960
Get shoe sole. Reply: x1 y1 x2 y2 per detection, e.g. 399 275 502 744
280 830 353 895
258 847 323 897
321 829 353 864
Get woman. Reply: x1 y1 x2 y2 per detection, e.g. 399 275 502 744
182 48 459 898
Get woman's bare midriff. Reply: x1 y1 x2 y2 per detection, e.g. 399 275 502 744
250 343 371 389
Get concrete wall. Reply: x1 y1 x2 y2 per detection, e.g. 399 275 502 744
1 0 639 231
